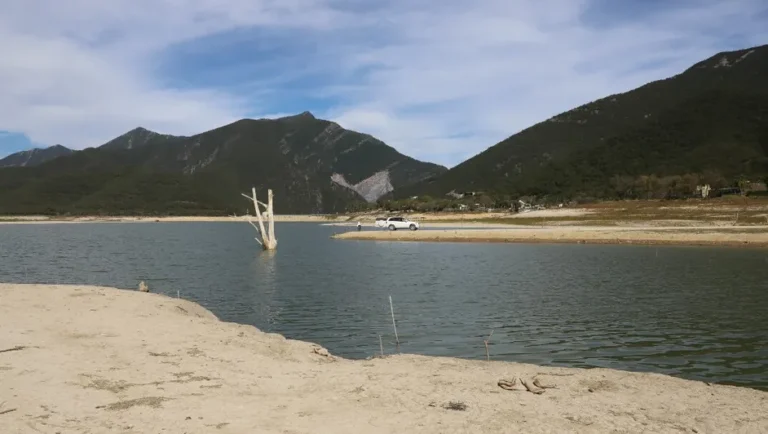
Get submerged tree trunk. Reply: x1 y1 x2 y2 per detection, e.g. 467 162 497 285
241 187 277 250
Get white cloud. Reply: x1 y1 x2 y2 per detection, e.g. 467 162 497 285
0 0 347 147
323 0 768 166
0 0 766 166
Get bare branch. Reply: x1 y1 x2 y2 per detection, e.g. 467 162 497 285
241 193 267 209
241 187 277 250
247 219 261 233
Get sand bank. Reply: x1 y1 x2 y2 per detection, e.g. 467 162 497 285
333 226 768 247
1 284 766 433
322 221 513 228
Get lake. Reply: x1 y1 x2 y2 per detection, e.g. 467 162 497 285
1 222 767 390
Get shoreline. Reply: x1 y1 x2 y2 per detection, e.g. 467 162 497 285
0 215 348 224
1 283 766 433
322 221 516 228
333 226 768 247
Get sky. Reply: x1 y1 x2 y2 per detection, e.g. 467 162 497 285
0 0 766 167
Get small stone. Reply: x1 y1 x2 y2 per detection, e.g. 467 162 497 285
312 347 330 357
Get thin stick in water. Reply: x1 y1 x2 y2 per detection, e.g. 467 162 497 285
379 334 384 357
389 295 400 353
176 289 180 298
484 330 494 362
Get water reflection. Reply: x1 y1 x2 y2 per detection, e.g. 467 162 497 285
253 249 277 285
249 249 280 330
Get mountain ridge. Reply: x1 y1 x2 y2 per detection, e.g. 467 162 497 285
4 43 766 211
0 114 446 215
0 144 75 168
396 43 768 201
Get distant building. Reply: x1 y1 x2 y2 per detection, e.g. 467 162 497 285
748 181 767 193
518 200 532 211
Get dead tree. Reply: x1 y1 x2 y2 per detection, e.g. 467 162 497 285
241 187 277 250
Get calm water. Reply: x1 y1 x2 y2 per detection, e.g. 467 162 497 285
1 222 767 389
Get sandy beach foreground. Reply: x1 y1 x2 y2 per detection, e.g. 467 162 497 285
334 226 768 247
1 284 766 433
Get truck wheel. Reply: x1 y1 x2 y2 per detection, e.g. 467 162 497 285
389 224 396 231
409 224 417 231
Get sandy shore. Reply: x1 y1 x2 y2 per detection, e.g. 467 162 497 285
333 226 768 247
1 284 766 433
323 221 513 228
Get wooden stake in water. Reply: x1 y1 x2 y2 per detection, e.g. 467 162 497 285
379 334 384 357
176 289 180 298
484 330 494 362
389 295 400 353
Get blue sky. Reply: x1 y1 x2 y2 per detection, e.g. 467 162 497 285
0 0 766 167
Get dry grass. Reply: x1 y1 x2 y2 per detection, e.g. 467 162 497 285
443 401 468 411
104 397 170 411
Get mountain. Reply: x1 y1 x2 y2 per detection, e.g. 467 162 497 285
0 144 74 168
0 112 446 215
99 127 182 151
398 44 768 201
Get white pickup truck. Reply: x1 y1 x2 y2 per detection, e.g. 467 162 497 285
375 216 420 231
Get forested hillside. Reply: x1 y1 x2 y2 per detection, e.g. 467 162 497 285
0 113 445 215
397 44 768 202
